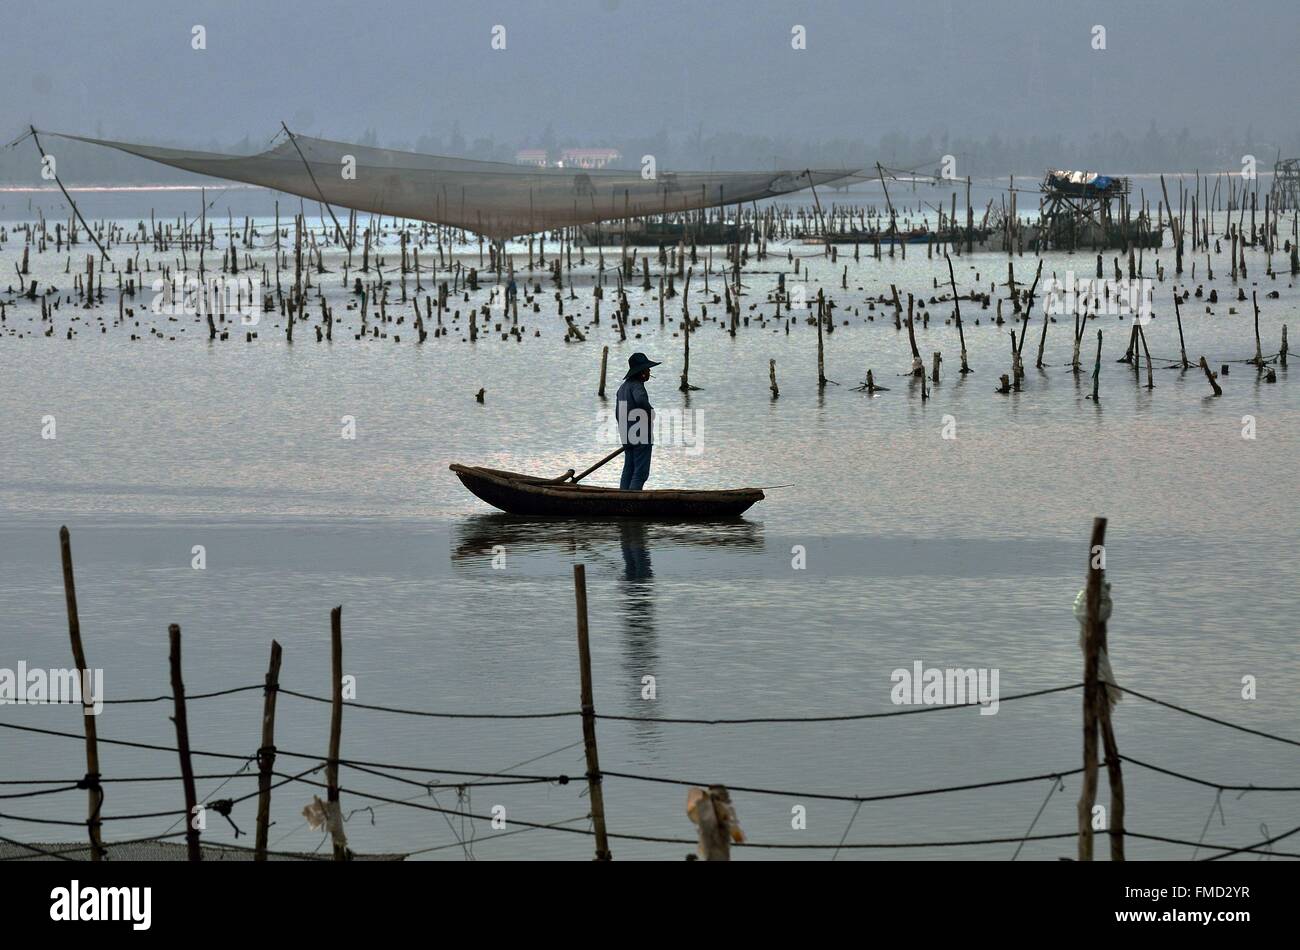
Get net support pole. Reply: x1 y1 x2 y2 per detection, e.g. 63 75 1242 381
281 122 352 252
30 127 111 264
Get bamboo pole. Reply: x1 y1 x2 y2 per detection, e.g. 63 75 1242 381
1173 292 1190 369
1088 330 1102 401
573 564 611 860
1251 291 1264 366
1137 322 1154 389
254 639 283 861
816 292 827 388
59 526 104 861
169 624 202 862
598 345 608 397
327 606 347 860
945 254 971 373
1096 632 1126 861
1076 517 1105 861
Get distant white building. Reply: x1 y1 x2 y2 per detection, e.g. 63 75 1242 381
559 148 621 170
514 149 549 167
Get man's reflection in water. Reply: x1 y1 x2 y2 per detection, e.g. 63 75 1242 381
618 520 660 748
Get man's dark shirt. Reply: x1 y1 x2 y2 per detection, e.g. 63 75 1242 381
615 378 653 446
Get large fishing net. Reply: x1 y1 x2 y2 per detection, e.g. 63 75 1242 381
41 130 856 240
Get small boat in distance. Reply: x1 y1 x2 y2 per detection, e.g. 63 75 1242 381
450 465 764 519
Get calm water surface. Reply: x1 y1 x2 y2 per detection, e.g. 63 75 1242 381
1 189 1297 859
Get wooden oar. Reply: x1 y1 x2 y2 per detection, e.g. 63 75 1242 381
553 446 626 484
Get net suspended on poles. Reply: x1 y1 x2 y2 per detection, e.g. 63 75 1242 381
41 129 857 240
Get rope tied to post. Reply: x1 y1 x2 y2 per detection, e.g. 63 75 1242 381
1073 581 1121 711
209 798 243 838
75 771 107 858
255 745 277 771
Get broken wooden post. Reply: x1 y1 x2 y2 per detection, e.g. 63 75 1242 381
59 526 105 861
1198 357 1223 396
816 293 827 389
945 254 971 373
598 345 609 398
254 639 283 862
1137 322 1154 389
1173 292 1190 369
168 623 201 862
1088 330 1102 401
769 358 779 399
1250 292 1264 366
573 564 612 860
905 293 922 376
686 785 744 861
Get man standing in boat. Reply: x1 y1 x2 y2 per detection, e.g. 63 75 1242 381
616 352 660 490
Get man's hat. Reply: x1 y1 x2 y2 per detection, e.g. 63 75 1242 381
625 352 662 379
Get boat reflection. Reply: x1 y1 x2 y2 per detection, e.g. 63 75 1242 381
451 514 764 747
450 514 763 563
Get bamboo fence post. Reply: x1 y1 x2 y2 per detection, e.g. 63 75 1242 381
59 526 105 861
1096 634 1126 861
327 606 347 860
255 639 283 861
1076 517 1105 860
573 564 612 860
598 345 608 398
168 624 202 861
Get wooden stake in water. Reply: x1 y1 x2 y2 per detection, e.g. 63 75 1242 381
1173 292 1190 369
1088 330 1102 401
573 564 611 861
945 254 971 373
168 624 202 862
255 639 283 861
59 526 105 861
1198 357 1223 396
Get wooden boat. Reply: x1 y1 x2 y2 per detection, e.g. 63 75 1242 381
450 465 764 519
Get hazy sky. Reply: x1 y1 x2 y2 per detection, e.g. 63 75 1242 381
6 0 1296 147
